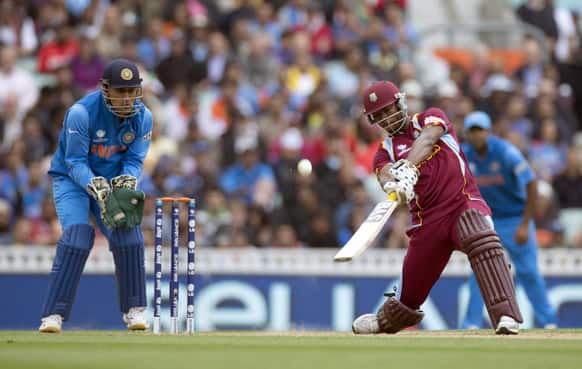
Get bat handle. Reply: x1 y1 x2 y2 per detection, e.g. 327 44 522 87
387 192 398 201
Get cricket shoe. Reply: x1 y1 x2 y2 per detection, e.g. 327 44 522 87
495 315 519 335
123 307 149 331
39 314 63 333
352 314 381 334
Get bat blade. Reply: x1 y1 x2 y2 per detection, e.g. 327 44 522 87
333 198 398 262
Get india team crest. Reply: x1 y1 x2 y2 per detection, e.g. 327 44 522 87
369 92 377 102
121 68 133 80
122 132 135 144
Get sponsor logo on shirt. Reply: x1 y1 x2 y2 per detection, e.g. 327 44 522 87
91 144 127 159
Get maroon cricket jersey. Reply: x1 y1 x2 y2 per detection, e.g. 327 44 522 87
373 108 490 228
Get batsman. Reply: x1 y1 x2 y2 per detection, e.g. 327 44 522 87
351 81 523 335
39 59 152 333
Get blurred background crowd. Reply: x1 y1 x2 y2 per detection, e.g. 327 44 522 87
0 0 581 249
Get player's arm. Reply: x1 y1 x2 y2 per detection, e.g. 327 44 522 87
63 105 96 188
374 147 414 204
119 109 153 182
506 145 536 244
522 180 537 226
405 125 445 167
376 164 394 189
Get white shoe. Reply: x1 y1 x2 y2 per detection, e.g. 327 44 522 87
495 315 519 335
123 307 149 331
39 314 63 333
352 314 381 334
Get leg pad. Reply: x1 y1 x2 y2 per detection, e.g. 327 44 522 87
457 209 523 326
377 294 424 334
109 227 146 313
41 224 95 320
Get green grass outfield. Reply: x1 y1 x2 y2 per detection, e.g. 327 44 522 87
1 330 582 369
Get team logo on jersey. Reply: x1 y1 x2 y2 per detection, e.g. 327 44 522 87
397 144 411 156
489 161 500 172
369 92 377 102
143 131 152 141
93 129 108 143
122 132 135 144
121 68 133 80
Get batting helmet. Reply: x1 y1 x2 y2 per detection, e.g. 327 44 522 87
362 81 409 136
100 59 143 118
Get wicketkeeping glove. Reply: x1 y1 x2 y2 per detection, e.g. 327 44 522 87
87 176 127 228
110 188 145 228
111 174 137 190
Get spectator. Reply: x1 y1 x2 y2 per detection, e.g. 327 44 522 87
0 0 38 56
0 45 39 116
0 198 14 245
37 21 79 73
219 134 276 207
70 33 104 91
156 30 206 92
552 147 582 208
530 118 568 181
95 4 122 60
137 17 171 71
272 223 302 247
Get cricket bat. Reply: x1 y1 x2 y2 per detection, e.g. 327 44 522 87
333 192 399 262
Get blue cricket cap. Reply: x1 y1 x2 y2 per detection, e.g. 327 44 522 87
101 58 142 88
464 111 492 131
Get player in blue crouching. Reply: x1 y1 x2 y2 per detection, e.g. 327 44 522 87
39 59 152 332
460 111 557 329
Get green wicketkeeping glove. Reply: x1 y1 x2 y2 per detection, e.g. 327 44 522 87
110 188 145 228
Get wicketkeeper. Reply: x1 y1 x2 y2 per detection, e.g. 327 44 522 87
351 81 523 335
39 59 152 333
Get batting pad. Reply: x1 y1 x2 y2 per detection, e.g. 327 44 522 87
41 224 95 320
457 209 523 327
109 227 146 313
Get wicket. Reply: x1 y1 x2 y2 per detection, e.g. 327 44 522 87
153 197 196 335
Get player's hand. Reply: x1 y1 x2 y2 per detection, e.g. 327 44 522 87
383 181 413 205
87 177 111 202
389 159 419 187
514 222 529 245
111 175 137 190
110 188 145 228
87 177 126 228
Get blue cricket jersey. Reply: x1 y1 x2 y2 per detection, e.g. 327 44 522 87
462 136 535 219
49 90 153 189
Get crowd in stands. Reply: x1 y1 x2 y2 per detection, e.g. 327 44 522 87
0 0 581 248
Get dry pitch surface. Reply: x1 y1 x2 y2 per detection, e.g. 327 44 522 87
1 330 581 369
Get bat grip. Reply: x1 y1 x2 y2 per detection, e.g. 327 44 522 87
387 192 398 201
